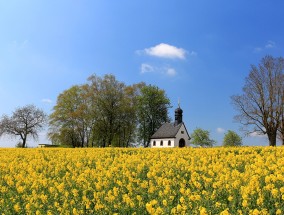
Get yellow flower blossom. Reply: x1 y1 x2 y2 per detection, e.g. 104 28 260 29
242 200 248 207
199 206 208 215
14 203 21 213
251 209 260 215
220 208 230 215
0 147 284 214
228 196 233 202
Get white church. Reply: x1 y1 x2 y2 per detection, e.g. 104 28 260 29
149 104 190 148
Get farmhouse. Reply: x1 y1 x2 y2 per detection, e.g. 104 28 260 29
149 104 190 147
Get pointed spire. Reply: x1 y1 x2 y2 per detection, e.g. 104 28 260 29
178 97 180 108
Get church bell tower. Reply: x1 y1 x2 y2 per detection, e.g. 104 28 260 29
174 100 183 126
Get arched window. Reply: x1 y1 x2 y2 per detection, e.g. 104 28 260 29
153 141 156 146
160 140 163 146
168 140 171 146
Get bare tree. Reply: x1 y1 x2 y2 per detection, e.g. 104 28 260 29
231 55 284 146
0 105 47 147
278 120 284 145
278 74 284 145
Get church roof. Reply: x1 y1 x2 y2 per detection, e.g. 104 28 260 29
151 122 183 139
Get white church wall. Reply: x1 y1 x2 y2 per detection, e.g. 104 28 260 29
174 124 190 147
150 138 175 148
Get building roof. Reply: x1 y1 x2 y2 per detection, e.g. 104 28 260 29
151 122 183 139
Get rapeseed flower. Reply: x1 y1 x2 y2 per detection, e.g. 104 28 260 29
0 147 284 214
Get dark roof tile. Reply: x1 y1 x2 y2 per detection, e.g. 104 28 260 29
151 123 183 139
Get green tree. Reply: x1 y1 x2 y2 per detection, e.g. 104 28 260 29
223 130 242 147
231 55 284 146
88 74 128 147
50 74 142 148
191 128 215 147
0 105 47 148
49 74 172 148
137 85 171 147
114 83 145 147
49 85 95 147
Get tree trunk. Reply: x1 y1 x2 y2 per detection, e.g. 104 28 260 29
268 131 277 146
146 140 150 147
81 137 84 147
102 138 106 147
22 137 26 148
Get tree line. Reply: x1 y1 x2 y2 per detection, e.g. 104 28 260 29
0 74 170 148
48 74 170 148
0 55 283 147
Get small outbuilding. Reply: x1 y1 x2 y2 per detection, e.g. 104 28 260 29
149 105 190 148
38 144 59 148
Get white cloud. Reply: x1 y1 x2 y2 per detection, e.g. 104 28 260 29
140 64 178 77
254 40 276 53
249 132 266 138
216 127 225 134
41 98 53 104
265 40 276 48
144 43 187 59
140 63 154 74
165 68 177 76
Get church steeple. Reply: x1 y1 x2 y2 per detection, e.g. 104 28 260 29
174 99 183 126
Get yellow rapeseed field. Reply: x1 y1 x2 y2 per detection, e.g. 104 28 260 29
0 147 284 214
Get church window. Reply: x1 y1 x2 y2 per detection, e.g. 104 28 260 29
181 131 184 134
153 141 156 146
168 140 171 146
160 140 163 146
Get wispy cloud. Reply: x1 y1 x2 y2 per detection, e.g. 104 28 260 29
142 43 187 59
249 132 266 138
254 40 276 53
140 63 155 74
140 63 178 77
41 98 53 104
265 40 276 48
216 127 225 134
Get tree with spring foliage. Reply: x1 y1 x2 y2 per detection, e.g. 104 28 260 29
114 83 145 147
191 128 216 147
49 85 96 147
231 55 284 146
223 130 242 147
49 74 144 147
136 85 171 147
88 74 129 147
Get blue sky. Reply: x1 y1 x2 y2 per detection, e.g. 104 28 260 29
1 1 284 147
